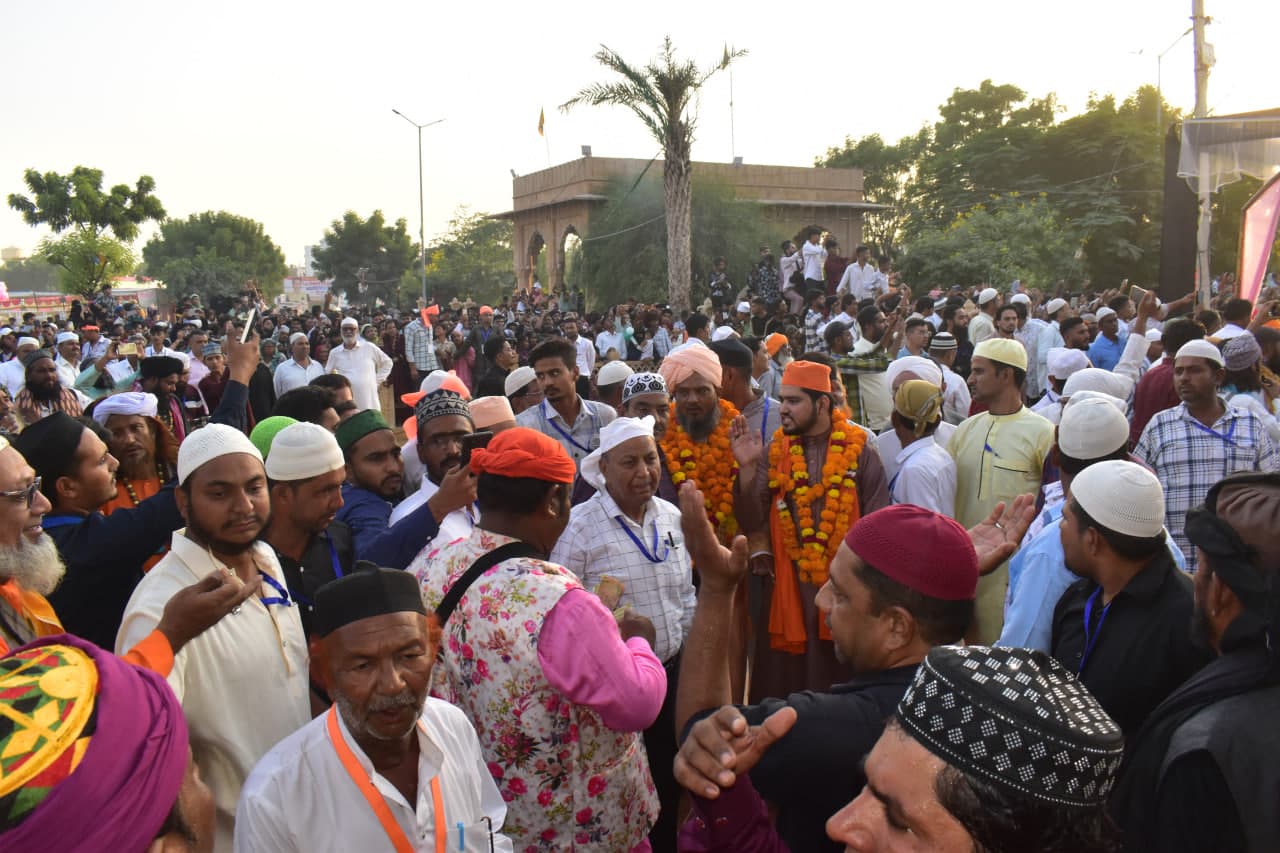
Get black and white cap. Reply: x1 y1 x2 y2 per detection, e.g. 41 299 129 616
622 372 667 404
896 646 1124 808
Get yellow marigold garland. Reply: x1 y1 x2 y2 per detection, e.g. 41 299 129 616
661 398 740 540
767 408 865 584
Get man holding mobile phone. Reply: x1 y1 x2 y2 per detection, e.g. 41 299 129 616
388 389 478 546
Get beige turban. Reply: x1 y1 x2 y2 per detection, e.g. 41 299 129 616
658 343 722 389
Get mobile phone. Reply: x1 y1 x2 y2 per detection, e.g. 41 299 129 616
240 309 255 344
459 431 493 469
117 343 137 356
1130 285 1150 305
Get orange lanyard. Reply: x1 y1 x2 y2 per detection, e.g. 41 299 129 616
326 707 447 853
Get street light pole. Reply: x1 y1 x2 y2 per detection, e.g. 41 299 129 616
391 109 444 307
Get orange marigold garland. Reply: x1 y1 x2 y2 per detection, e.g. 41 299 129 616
767 408 865 585
661 399 740 540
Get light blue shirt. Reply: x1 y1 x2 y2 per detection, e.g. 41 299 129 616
1086 331 1127 372
998 505 1187 652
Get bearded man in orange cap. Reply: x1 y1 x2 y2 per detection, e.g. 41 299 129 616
731 359 890 701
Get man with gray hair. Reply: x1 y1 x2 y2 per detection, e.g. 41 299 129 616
274 331 325 397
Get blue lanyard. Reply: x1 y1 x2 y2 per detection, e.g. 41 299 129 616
541 400 599 455
40 514 83 530
1078 588 1111 674
327 536 345 580
760 398 771 445
614 516 672 563
258 571 293 608
1188 416 1236 446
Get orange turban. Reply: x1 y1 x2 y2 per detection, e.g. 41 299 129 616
469 427 576 484
764 333 789 357
781 360 832 393
658 344 722 390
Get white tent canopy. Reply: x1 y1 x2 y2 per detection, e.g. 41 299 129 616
1179 114 1280 194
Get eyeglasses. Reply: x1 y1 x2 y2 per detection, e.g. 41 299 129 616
0 477 42 508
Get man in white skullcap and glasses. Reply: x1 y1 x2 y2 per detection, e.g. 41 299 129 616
118 424 310 853
324 317 392 412
1051 459 1212 737
551 414 695 851
274 331 325 396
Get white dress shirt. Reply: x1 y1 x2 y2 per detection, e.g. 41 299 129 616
326 339 393 412
550 490 696 664
274 357 326 397
570 334 596 378
891 437 957 517
389 475 476 544
235 699 513 853
0 359 25 399
55 355 79 389
837 261 884 301
117 534 311 853
875 421 956 482
801 241 827 281
514 398 617 472
939 364 971 424
595 329 624 359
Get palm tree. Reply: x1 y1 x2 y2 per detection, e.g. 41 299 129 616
562 38 744 312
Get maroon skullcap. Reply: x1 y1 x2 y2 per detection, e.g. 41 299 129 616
844 504 977 601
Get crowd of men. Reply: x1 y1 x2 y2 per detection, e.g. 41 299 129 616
1 262 1279 853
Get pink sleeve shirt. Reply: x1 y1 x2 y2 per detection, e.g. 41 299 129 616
537 587 667 732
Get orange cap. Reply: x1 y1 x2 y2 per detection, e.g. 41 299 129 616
781 360 832 393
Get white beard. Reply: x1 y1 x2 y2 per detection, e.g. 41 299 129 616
0 533 67 597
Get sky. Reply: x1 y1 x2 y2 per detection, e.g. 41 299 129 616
2 0 1276 267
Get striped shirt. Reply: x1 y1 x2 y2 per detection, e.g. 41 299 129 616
1135 402 1280 571
404 319 439 372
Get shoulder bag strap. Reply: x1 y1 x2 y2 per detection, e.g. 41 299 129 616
435 541 541 626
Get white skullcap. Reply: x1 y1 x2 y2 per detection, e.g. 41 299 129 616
170 351 190 369
977 287 999 305
1045 298 1068 316
177 424 264 486
597 360 634 387
1047 347 1091 380
1071 460 1165 538
1144 328 1163 343
1064 389 1128 415
91 392 159 425
264 421 344 482
469 395 515 429
1010 293 1031 305
340 317 358 328
1059 395 1130 460
711 325 738 342
419 370 472 400
1096 306 1117 321
1174 339 1224 367
16 337 39 349
504 365 537 397
188 318 203 328
886 356 943 391
1081 313 1097 323
56 331 79 344
289 332 308 346
1062 367 1132 401
736 301 751 313
579 416 655 493
0 328 11 336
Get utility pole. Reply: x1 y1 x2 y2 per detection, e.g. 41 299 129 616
1192 0 1214 306
391 109 445 307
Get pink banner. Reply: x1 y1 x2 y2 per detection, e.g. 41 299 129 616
1240 172 1280 307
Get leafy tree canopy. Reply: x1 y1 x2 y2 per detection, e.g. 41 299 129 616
311 210 417 308
142 211 288 307
39 231 137 297
417 208 513 306
8 166 165 242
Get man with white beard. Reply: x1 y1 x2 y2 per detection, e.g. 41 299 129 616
325 316 392 412
0 435 252 662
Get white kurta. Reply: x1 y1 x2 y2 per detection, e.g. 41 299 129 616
325 339 393 412
117 534 311 853
235 699 513 853
389 475 476 546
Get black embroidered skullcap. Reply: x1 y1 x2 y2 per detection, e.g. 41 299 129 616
896 645 1124 808
20 349 54 371
622 372 667 404
414 390 472 430
709 338 754 371
313 565 427 637
11 412 87 499
139 356 184 380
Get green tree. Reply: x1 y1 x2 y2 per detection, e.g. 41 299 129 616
312 210 417 307
38 231 137 297
7 166 165 297
142 211 288 307
897 195 1083 290
0 257 59 293
418 208 513 305
818 129 929 258
562 37 744 312
573 173 773 308
8 166 166 242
